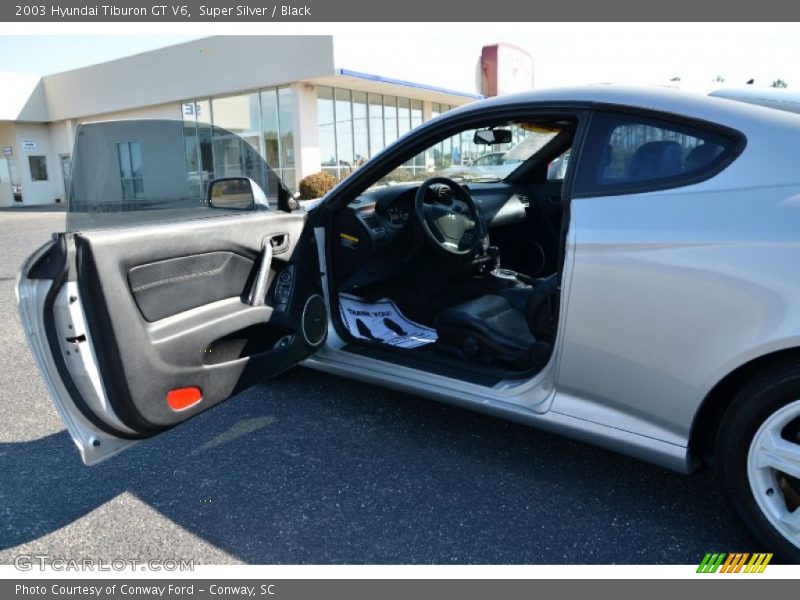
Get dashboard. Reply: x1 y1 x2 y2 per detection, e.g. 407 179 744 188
359 182 529 231
384 201 412 227
331 182 531 290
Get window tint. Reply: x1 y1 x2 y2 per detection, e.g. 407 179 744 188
574 112 737 195
117 142 144 200
67 120 290 231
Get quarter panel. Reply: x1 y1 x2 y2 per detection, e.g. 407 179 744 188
555 183 800 443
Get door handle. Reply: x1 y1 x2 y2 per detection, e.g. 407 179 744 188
248 235 275 306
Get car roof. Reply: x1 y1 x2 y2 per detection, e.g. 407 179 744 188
434 84 800 191
450 84 800 135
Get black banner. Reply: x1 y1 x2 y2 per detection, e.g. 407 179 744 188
1 579 792 600
3 0 800 21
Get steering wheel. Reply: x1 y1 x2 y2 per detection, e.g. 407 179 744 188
413 177 486 257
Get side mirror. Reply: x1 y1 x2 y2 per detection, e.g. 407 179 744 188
277 185 300 212
473 128 513 145
207 177 256 210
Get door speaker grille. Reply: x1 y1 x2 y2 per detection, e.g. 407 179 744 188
302 294 327 347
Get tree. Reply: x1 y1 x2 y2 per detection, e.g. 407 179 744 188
771 79 789 88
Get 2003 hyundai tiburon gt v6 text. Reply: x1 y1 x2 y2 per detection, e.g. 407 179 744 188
16 86 800 560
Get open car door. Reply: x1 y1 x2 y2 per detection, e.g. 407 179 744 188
16 120 328 465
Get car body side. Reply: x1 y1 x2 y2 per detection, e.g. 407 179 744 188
305 87 800 474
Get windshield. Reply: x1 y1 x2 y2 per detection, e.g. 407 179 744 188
67 119 289 231
375 122 563 187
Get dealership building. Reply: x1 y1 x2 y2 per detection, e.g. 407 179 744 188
0 36 533 207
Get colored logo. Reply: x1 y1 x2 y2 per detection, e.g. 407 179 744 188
697 552 773 573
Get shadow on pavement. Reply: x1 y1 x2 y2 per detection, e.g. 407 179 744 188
0 367 758 564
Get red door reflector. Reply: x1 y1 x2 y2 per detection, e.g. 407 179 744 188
166 387 203 411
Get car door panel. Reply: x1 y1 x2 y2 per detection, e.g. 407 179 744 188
28 210 323 444
127 251 256 322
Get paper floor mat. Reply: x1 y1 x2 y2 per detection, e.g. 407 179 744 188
338 294 437 349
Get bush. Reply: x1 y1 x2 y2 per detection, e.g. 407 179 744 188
378 168 418 185
298 171 339 199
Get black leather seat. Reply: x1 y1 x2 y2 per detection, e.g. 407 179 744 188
435 274 559 369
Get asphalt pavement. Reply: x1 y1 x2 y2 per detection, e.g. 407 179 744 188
0 206 756 565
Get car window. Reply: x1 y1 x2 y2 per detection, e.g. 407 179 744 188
373 122 563 187
547 150 570 181
573 112 739 196
67 120 290 231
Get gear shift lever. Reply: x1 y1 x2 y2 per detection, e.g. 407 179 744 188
487 245 501 270
487 245 539 286
488 246 519 281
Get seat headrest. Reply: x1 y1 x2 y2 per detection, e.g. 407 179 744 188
627 141 683 182
684 143 722 172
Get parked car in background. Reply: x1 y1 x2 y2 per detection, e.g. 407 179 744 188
710 87 800 115
17 86 800 561
444 151 523 180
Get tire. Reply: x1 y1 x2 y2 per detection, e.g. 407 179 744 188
716 363 800 563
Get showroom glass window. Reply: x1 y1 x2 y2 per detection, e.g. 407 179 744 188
276 87 295 191
368 93 384 156
318 86 438 179
116 142 143 200
318 86 337 176
181 99 213 198
261 90 280 179
383 95 398 148
210 92 263 184
411 100 424 171
28 156 48 181
429 103 456 170
353 91 369 168
181 85 296 193
257 86 296 191
573 111 738 196
335 88 355 175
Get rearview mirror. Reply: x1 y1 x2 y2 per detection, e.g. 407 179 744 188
207 177 256 210
473 128 513 145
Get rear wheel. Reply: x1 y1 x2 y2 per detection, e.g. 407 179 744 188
716 365 800 562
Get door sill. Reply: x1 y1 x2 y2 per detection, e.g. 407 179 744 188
340 341 539 387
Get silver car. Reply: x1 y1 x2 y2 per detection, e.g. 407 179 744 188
16 86 800 561
443 151 523 180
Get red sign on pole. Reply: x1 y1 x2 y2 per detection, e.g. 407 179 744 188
481 44 534 97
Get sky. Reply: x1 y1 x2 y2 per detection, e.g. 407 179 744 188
337 24 800 93
0 24 799 93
